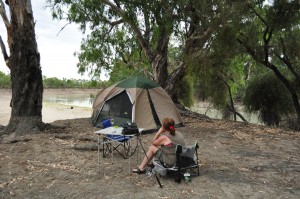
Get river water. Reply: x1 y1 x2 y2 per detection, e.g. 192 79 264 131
44 95 93 108
0 89 96 126
43 94 262 125
190 102 262 125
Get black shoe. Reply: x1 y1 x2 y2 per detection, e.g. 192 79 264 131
132 168 146 174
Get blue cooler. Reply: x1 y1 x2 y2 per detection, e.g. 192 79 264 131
101 119 112 128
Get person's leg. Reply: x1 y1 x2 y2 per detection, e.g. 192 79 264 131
138 145 159 171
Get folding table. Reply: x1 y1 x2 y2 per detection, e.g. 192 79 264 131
94 126 144 174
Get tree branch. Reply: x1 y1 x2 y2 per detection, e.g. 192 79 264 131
25 0 33 14
275 37 300 84
229 108 248 122
0 0 10 28
252 6 273 65
56 22 71 36
185 27 212 54
0 35 9 68
263 28 269 64
101 0 154 61
250 6 268 27
236 38 258 61
164 62 187 98
109 18 123 26
143 10 151 44
275 52 300 86
217 73 237 121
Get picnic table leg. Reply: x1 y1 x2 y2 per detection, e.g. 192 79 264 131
136 138 140 165
98 134 100 173
137 136 142 164
129 138 131 175
112 140 114 164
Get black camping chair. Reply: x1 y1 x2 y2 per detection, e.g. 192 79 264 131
152 141 200 187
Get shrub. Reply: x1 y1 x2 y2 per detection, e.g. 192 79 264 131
0 71 11 88
243 73 294 126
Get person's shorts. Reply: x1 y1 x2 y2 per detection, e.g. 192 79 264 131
154 148 175 166
155 148 164 162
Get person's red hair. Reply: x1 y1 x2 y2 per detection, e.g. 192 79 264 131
162 118 175 135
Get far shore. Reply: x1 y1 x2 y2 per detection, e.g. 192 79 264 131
0 88 99 126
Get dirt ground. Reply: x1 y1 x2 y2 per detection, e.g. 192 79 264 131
0 89 299 198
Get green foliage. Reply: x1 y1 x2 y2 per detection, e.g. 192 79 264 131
42 76 108 89
46 0 299 126
184 0 300 125
188 61 228 109
177 76 194 108
236 0 300 123
43 77 65 88
0 71 11 88
0 72 109 89
186 50 248 111
243 73 294 126
183 0 253 112
47 0 193 92
108 62 143 85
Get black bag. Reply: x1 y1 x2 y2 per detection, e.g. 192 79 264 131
121 123 139 135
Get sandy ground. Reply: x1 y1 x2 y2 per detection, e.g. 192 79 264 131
0 89 299 199
0 89 98 126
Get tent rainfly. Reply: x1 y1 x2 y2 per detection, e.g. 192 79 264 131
91 76 183 130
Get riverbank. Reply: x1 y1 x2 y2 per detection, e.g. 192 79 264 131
0 88 98 126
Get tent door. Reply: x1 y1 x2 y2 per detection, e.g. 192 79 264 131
96 91 133 126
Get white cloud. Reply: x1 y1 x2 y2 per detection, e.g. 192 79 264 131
0 0 108 80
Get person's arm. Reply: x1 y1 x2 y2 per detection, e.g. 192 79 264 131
151 126 166 146
152 135 168 146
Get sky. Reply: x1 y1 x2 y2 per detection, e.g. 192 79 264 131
0 0 102 80
0 0 275 81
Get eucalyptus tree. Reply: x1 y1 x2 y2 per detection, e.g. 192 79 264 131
185 0 300 126
0 0 44 134
47 0 191 98
236 0 300 125
183 0 250 121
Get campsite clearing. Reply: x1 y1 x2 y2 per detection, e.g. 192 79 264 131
1 115 299 198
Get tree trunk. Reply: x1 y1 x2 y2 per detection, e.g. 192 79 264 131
164 62 187 102
4 0 44 135
220 77 237 121
149 32 187 101
152 53 169 88
266 62 300 124
151 50 187 102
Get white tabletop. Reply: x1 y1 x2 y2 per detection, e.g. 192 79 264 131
94 127 145 136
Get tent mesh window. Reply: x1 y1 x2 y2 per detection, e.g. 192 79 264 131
98 91 132 125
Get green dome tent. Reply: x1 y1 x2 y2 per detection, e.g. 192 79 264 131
92 76 183 130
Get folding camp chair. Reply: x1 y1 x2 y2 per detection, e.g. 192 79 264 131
101 119 136 159
152 141 200 187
